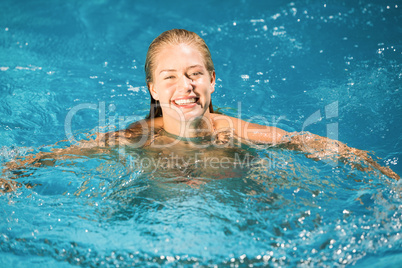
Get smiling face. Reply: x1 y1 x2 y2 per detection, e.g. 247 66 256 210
148 43 216 124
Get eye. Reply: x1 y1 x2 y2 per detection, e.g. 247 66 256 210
190 72 202 77
164 75 175 80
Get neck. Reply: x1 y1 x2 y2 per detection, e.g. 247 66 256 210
162 113 214 138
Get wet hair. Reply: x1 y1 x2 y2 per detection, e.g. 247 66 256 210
145 29 215 118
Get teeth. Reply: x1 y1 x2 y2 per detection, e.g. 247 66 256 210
174 98 197 105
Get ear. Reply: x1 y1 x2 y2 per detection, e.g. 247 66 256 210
209 71 216 94
148 82 159 100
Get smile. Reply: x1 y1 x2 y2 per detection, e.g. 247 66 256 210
173 98 198 105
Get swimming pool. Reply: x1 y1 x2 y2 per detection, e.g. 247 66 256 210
1 0 401 266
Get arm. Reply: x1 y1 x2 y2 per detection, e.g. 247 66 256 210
1 144 104 193
229 116 399 181
284 132 400 180
2 118 159 189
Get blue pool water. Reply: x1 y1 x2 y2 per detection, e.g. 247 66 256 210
1 0 401 267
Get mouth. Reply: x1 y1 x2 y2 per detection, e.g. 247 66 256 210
173 97 199 106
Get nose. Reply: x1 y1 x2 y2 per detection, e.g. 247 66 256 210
177 75 193 93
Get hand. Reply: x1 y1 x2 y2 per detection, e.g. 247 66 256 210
287 132 400 180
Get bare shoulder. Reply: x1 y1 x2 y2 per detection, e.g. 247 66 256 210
127 117 163 132
210 113 236 130
101 117 163 146
211 113 289 144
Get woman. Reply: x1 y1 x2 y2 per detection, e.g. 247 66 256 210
1 29 399 192
104 29 398 181
116 29 288 146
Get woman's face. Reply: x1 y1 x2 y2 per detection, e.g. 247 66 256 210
149 43 215 123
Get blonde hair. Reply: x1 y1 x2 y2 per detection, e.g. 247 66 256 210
145 29 215 118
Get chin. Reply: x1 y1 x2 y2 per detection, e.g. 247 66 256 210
164 104 209 122
181 108 208 122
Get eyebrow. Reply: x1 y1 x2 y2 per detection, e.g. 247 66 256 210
158 65 204 75
159 69 176 74
187 64 204 71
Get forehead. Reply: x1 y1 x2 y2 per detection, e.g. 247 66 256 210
154 43 206 70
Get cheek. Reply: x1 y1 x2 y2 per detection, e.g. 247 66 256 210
199 80 214 94
158 86 175 101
